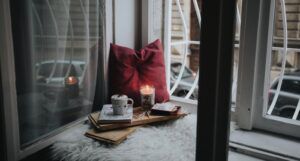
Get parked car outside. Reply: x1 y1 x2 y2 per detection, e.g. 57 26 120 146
170 62 198 99
36 60 85 85
269 72 300 120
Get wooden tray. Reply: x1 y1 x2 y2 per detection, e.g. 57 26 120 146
85 126 138 144
88 108 187 131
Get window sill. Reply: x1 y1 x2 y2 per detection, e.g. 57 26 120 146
230 127 300 160
31 100 298 161
170 99 300 160
170 97 197 114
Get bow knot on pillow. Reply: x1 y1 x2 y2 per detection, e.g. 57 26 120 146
109 39 170 106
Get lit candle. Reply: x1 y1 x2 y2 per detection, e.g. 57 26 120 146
65 76 79 98
66 76 78 85
140 85 155 110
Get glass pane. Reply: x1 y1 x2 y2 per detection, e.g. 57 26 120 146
169 0 199 100
10 0 103 147
232 0 242 107
168 0 241 103
171 62 193 78
266 0 300 122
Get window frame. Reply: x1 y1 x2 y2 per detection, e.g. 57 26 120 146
0 71 5 161
0 0 112 160
196 0 236 160
162 0 200 103
0 0 19 160
236 0 300 138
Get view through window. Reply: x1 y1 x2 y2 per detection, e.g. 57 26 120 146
167 0 241 106
267 0 300 122
168 0 199 101
10 0 103 147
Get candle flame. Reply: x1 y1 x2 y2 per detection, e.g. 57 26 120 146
66 76 77 85
145 85 150 90
68 77 73 82
140 85 154 95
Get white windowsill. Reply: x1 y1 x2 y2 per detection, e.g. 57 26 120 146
170 97 197 114
171 100 300 160
229 128 300 160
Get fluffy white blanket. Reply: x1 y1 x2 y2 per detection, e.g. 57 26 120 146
51 114 197 161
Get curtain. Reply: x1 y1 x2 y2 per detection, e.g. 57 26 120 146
10 0 103 147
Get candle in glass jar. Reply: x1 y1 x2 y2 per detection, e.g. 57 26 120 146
140 85 155 110
66 76 78 85
65 76 79 98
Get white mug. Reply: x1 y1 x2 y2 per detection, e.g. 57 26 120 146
111 94 134 115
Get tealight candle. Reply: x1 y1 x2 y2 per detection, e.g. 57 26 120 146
140 85 155 110
65 76 79 98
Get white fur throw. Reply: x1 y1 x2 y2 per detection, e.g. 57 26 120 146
51 114 197 161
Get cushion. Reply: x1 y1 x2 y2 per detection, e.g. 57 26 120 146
109 39 169 106
51 114 197 161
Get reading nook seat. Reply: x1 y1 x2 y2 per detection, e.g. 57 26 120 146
50 40 195 160
50 102 197 161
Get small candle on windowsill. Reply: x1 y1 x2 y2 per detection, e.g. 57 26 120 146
140 85 155 110
65 76 79 98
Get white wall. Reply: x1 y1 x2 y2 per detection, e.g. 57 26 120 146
141 0 164 47
114 0 141 49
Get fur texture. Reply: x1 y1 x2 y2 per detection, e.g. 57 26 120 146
51 114 197 161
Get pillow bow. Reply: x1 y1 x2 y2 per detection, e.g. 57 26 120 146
109 39 169 106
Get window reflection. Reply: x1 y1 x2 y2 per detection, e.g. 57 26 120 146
10 0 102 147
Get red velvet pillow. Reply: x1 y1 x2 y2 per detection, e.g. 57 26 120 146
109 39 169 106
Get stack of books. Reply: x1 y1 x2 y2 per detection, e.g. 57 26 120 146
98 104 133 124
151 102 182 115
85 103 187 144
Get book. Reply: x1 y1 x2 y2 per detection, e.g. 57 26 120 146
150 102 181 115
85 126 138 144
98 104 133 124
88 108 187 131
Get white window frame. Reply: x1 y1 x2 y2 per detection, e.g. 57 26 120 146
236 0 300 138
163 0 200 105
0 0 112 160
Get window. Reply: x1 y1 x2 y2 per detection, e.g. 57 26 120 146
164 0 200 101
164 0 242 103
270 78 300 94
237 0 300 138
171 62 194 79
0 0 107 159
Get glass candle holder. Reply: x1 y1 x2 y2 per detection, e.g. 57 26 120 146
140 85 155 110
65 76 79 98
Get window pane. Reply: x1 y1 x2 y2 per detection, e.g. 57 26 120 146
167 0 241 103
266 0 300 122
10 0 103 147
168 0 199 100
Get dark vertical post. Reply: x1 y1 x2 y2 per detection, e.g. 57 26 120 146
196 0 236 161
0 65 6 161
